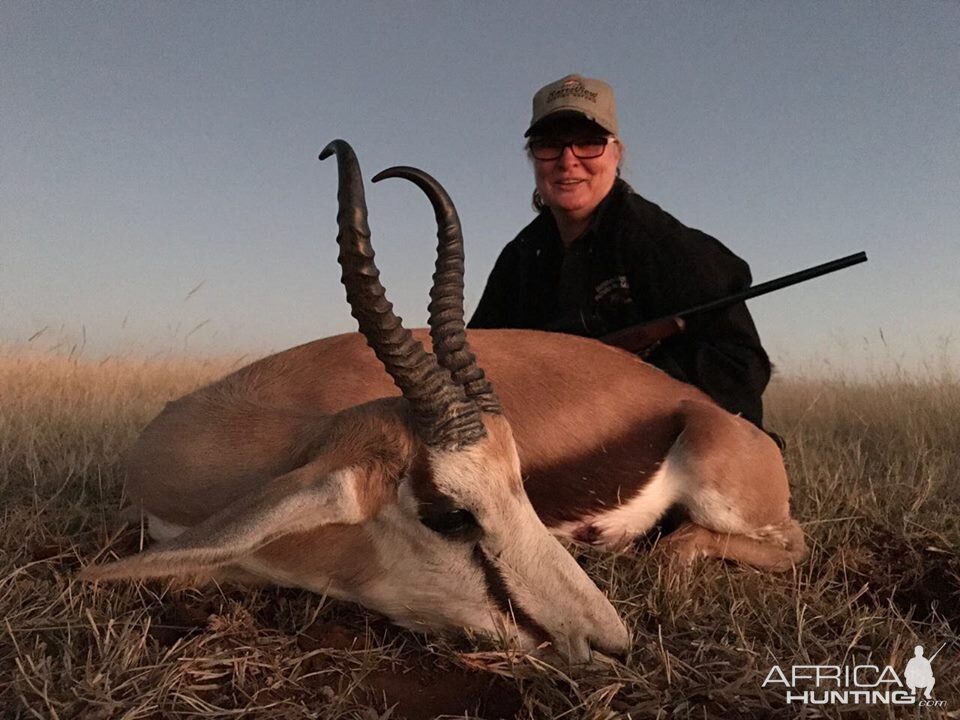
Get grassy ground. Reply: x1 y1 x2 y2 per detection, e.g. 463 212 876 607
1 350 957 719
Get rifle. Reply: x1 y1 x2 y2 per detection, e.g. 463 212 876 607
601 251 868 355
928 643 946 663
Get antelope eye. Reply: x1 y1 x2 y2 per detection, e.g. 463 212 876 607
420 509 479 537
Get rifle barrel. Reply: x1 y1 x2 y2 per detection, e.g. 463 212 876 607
655 250 868 324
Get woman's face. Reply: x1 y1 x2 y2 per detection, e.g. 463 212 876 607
530 118 621 221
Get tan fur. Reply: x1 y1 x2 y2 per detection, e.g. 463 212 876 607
123 328 804 571
671 399 792 532
127 395 415 528
86 325 802 661
248 524 384 594
82 143 803 657
656 519 807 572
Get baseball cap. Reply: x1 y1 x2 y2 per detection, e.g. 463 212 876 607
525 74 619 137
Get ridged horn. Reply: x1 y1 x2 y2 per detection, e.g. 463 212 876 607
319 140 485 448
372 166 502 415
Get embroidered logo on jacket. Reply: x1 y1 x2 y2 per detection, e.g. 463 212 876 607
594 276 632 305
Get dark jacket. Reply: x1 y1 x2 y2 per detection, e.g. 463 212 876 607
468 178 772 427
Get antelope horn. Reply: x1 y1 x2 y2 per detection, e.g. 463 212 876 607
319 140 485 448
372 166 502 415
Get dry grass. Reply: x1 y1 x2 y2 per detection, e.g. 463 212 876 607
1 349 957 719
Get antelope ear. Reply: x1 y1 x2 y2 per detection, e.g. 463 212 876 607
82 463 378 581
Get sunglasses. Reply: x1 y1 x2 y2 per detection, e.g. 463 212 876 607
527 137 612 161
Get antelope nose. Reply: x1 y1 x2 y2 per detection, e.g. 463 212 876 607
564 618 631 664
591 618 631 660
592 630 630 662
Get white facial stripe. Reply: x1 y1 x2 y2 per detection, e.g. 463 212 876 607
361 502 496 629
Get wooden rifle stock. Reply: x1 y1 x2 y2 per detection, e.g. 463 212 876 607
602 251 868 354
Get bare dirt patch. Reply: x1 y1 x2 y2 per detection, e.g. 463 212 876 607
861 528 960 632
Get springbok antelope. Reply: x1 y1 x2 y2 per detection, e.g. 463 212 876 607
84 140 806 662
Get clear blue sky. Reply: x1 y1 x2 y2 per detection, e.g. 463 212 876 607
2 2 958 376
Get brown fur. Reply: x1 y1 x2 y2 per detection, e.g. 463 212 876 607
127 328 804 570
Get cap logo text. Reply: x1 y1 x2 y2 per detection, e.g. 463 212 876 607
546 82 598 105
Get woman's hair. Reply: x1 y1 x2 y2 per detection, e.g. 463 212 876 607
528 138 626 213
532 189 547 213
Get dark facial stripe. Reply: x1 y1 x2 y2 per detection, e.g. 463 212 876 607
472 546 551 647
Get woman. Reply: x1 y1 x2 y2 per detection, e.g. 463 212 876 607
469 74 773 429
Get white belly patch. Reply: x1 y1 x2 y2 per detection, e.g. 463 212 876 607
552 457 684 549
146 513 188 542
